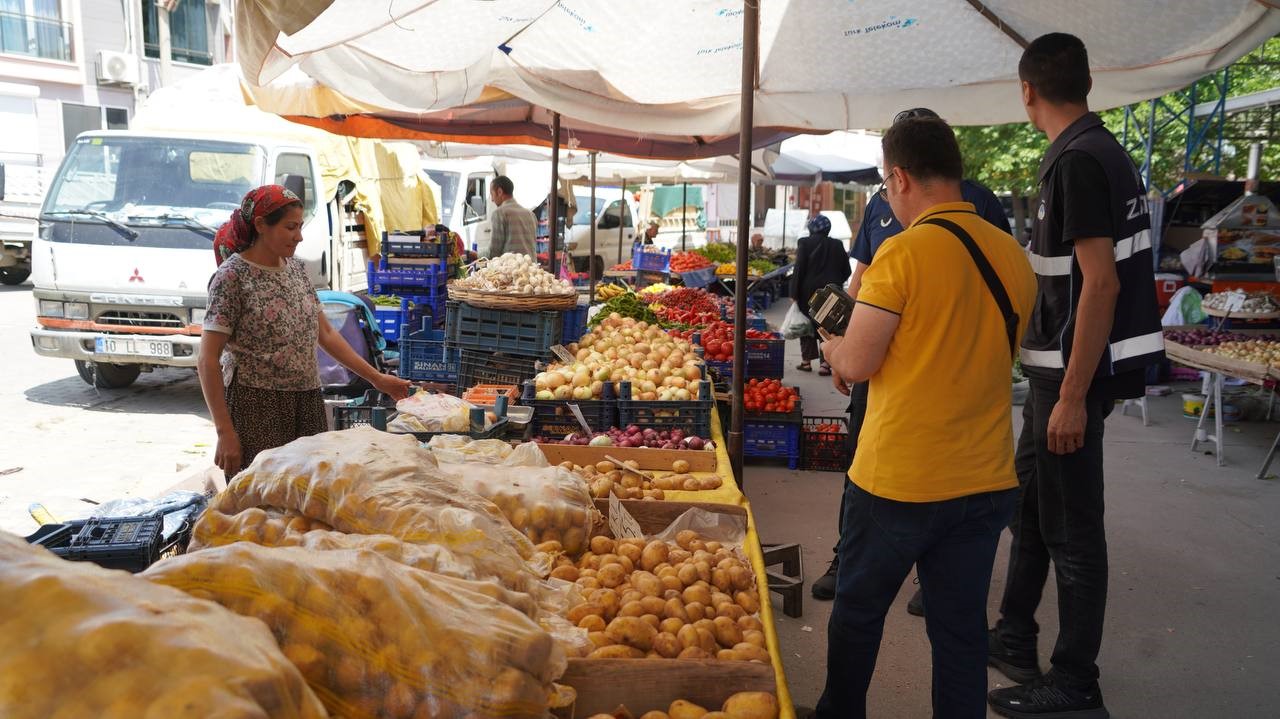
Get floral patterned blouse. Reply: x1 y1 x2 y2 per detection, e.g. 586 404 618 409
203 255 320 391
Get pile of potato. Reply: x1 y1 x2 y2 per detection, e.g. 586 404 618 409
145 542 565 719
442 464 597 555
551 531 766 662
0 532 328 719
586 691 779 719
564 459 723 501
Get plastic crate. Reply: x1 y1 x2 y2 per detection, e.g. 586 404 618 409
26 513 194 573
702 336 786 382
456 348 547 394
383 230 447 258
677 266 717 288
801 416 852 472
521 381 617 439
372 296 431 343
462 384 520 405
744 420 801 469
632 246 672 272
445 301 563 355
561 302 589 344
398 321 460 383
367 259 453 296
617 379 714 439
333 389 509 441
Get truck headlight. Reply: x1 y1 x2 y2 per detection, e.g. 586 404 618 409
38 300 64 318
191 308 207 325
64 302 89 320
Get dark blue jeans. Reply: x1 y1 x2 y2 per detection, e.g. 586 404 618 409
817 481 1017 719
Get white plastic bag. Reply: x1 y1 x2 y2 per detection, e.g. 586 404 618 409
781 301 814 339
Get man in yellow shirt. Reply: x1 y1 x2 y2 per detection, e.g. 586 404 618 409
814 117 1036 718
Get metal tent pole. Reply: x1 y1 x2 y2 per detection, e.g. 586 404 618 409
549 112 562 276
589 151 598 301
729 0 759 485
618 188 625 266
682 182 688 251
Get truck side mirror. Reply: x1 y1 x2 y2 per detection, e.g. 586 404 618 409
0 163 6 202
281 173 306 205
598 213 620 230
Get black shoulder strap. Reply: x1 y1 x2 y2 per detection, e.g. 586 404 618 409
921 217 1019 359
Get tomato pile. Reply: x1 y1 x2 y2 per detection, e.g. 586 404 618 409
745 378 799 414
696 321 736 362
670 251 714 273
809 422 845 434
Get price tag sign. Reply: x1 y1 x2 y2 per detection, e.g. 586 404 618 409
608 493 645 539
550 344 577 364
1225 290 1247 312
566 403 593 435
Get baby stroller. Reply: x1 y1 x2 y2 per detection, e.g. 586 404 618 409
317 290 389 399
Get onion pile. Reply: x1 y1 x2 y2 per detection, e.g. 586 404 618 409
455 253 573 294
540 426 711 450
533 315 704 401
1204 339 1280 366
1164 328 1279 346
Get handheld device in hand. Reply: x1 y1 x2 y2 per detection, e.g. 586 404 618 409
808 283 856 338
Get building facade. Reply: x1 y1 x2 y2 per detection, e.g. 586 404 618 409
0 0 232 243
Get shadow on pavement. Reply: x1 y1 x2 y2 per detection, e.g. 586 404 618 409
23 368 209 417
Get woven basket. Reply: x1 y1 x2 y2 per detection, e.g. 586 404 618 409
447 284 579 311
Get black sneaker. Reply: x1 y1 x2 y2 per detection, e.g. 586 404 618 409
811 557 839 600
988 628 1043 684
988 672 1110 719
906 587 924 616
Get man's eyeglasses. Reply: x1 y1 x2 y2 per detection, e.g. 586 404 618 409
876 167 905 199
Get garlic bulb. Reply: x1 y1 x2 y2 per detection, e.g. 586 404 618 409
456 253 574 295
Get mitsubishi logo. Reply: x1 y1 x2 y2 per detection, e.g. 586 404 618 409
128 268 144 283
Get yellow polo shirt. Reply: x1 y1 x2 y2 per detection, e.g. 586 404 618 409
850 202 1037 502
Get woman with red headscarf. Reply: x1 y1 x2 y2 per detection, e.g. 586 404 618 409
199 185 411 477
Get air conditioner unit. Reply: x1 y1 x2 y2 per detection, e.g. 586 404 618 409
96 51 140 86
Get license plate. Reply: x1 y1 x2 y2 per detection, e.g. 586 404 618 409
94 337 172 359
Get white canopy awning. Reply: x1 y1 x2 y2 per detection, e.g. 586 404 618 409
237 0 1280 147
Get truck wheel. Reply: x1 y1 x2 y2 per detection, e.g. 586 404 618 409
0 266 30 285
74 361 141 389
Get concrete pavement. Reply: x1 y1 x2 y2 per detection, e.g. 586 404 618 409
0 283 215 534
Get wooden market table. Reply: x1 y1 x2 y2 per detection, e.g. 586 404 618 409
539 409 797 718
1165 339 1280 477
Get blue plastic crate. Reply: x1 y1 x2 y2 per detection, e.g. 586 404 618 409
699 335 785 382
383 230 447 258
521 381 617 439
744 419 800 469
617 380 714 440
368 259 452 296
561 303 588 345
445 301 564 355
456 348 548 394
372 297 430 344
632 246 672 272
398 321 460 383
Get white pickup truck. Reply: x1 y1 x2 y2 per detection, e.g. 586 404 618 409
29 130 340 389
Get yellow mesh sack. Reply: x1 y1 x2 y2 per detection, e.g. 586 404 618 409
0 532 329 719
145 542 566 719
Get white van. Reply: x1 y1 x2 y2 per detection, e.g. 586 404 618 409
422 156 640 275
28 130 343 388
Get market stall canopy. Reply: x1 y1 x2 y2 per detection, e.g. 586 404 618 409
134 64 437 255
778 132 883 185
237 0 1280 144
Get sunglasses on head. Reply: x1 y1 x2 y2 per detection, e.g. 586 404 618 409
892 108 940 125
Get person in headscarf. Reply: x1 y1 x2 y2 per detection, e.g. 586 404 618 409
199 186 411 477
790 214 852 374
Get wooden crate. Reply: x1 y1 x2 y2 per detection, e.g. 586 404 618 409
538 443 718 473
593 498 747 537
1165 340 1273 385
554 658 776 718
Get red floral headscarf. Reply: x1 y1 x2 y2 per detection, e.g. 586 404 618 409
213 185 302 266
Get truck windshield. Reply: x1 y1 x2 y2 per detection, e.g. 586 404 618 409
574 197 606 226
42 136 263 248
424 170 460 227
